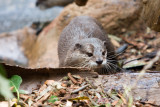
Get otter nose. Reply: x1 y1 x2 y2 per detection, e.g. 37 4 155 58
96 59 103 65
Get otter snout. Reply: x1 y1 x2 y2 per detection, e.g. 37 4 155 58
96 59 103 65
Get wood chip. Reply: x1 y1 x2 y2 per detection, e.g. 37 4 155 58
68 73 78 84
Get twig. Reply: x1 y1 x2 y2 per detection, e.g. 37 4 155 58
68 73 78 84
99 85 107 98
78 77 83 84
34 92 51 106
85 77 95 88
123 37 139 47
117 93 127 104
72 84 89 94
86 92 99 106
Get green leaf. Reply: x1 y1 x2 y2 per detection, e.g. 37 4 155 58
0 64 6 77
48 96 59 104
0 65 13 99
0 74 14 99
10 75 22 101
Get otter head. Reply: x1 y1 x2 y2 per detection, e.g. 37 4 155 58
64 38 108 70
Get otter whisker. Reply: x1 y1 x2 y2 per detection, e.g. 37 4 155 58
82 63 89 68
104 62 117 74
105 63 112 72
85 64 90 68
107 62 125 72
81 63 88 68
103 68 106 74
100 68 103 74
107 59 117 64
107 49 126 54
107 62 117 69
107 59 117 62
104 64 110 74
71 62 86 67
107 63 117 70
107 54 118 59
78 61 88 67
107 51 124 59
99 68 103 74
78 61 90 68
70 63 80 67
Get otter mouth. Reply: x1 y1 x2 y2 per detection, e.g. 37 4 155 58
96 64 103 68
90 64 105 69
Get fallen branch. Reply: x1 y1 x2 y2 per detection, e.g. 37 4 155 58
123 37 139 47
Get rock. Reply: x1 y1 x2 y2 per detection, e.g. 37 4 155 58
28 19 60 68
141 0 160 32
0 27 37 66
0 0 63 33
53 0 143 35
92 73 160 105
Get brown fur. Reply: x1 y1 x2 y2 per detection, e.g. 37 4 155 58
58 16 116 73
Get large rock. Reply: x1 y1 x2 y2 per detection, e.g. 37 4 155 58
141 0 160 32
28 19 60 68
55 0 143 35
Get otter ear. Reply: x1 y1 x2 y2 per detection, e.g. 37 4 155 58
74 43 82 50
103 41 107 46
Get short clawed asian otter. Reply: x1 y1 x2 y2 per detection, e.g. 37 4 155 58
58 16 117 74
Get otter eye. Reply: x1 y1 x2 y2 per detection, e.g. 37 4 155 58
102 51 105 55
87 53 93 57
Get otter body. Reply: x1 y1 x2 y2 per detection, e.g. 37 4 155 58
58 16 116 73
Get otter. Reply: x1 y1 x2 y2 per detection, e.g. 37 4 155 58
58 16 117 74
